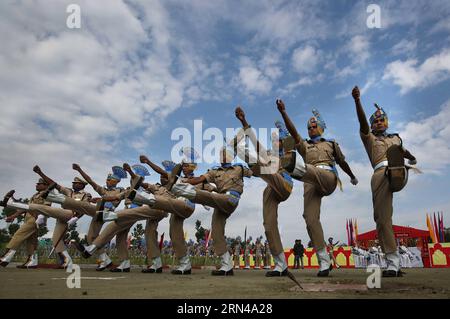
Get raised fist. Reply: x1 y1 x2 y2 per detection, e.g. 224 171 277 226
123 163 131 172
235 106 246 122
33 165 41 173
352 86 360 100
72 163 81 171
276 99 285 112
140 155 149 164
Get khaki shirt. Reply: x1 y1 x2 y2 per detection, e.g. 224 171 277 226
93 185 124 208
59 186 92 202
360 132 402 168
296 139 345 166
30 191 52 206
203 165 252 194
26 191 52 219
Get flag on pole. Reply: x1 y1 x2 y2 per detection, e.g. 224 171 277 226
159 232 165 251
346 219 350 246
433 212 440 243
349 219 354 246
244 226 247 243
354 219 359 243
441 212 445 242
426 214 437 243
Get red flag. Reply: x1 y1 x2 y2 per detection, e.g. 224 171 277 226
349 219 354 246
433 213 440 243
158 232 165 251
346 219 350 246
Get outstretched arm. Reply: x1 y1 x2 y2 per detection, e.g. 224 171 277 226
123 163 137 179
403 149 416 163
338 160 357 184
351 86 370 135
32 165 60 189
234 106 268 160
72 163 101 190
276 99 303 145
185 175 207 185
140 155 169 179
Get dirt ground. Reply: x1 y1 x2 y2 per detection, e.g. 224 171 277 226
0 265 449 299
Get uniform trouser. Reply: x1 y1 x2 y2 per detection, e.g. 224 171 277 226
145 218 163 260
255 254 262 267
234 254 240 267
29 204 73 253
62 197 107 255
371 169 397 254
265 255 271 266
6 213 38 255
149 195 194 258
92 206 168 257
260 173 292 256
148 195 194 259
300 164 337 251
192 190 239 256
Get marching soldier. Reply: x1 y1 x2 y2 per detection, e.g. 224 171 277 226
25 165 92 269
244 239 251 270
233 106 295 276
263 240 272 269
233 238 241 269
44 164 124 271
73 160 199 275
0 178 51 268
170 146 253 276
276 99 358 276
138 154 204 275
351 86 418 277
254 238 263 270
327 237 340 269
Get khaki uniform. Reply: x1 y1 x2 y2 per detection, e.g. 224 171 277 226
89 185 124 256
197 165 252 255
244 244 251 268
60 185 124 256
263 243 272 268
29 187 91 253
259 153 293 256
233 243 241 268
296 138 346 251
145 217 163 260
92 205 168 258
242 128 293 256
361 132 402 254
7 192 51 254
254 241 263 268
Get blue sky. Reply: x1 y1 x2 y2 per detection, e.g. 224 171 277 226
0 0 449 246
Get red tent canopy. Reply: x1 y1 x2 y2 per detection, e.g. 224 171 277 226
358 225 430 241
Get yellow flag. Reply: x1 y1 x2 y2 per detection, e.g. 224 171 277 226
426 213 437 243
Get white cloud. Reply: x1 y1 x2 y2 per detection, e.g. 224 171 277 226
390 39 418 56
383 50 450 94
399 99 450 174
237 57 273 95
291 45 321 74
